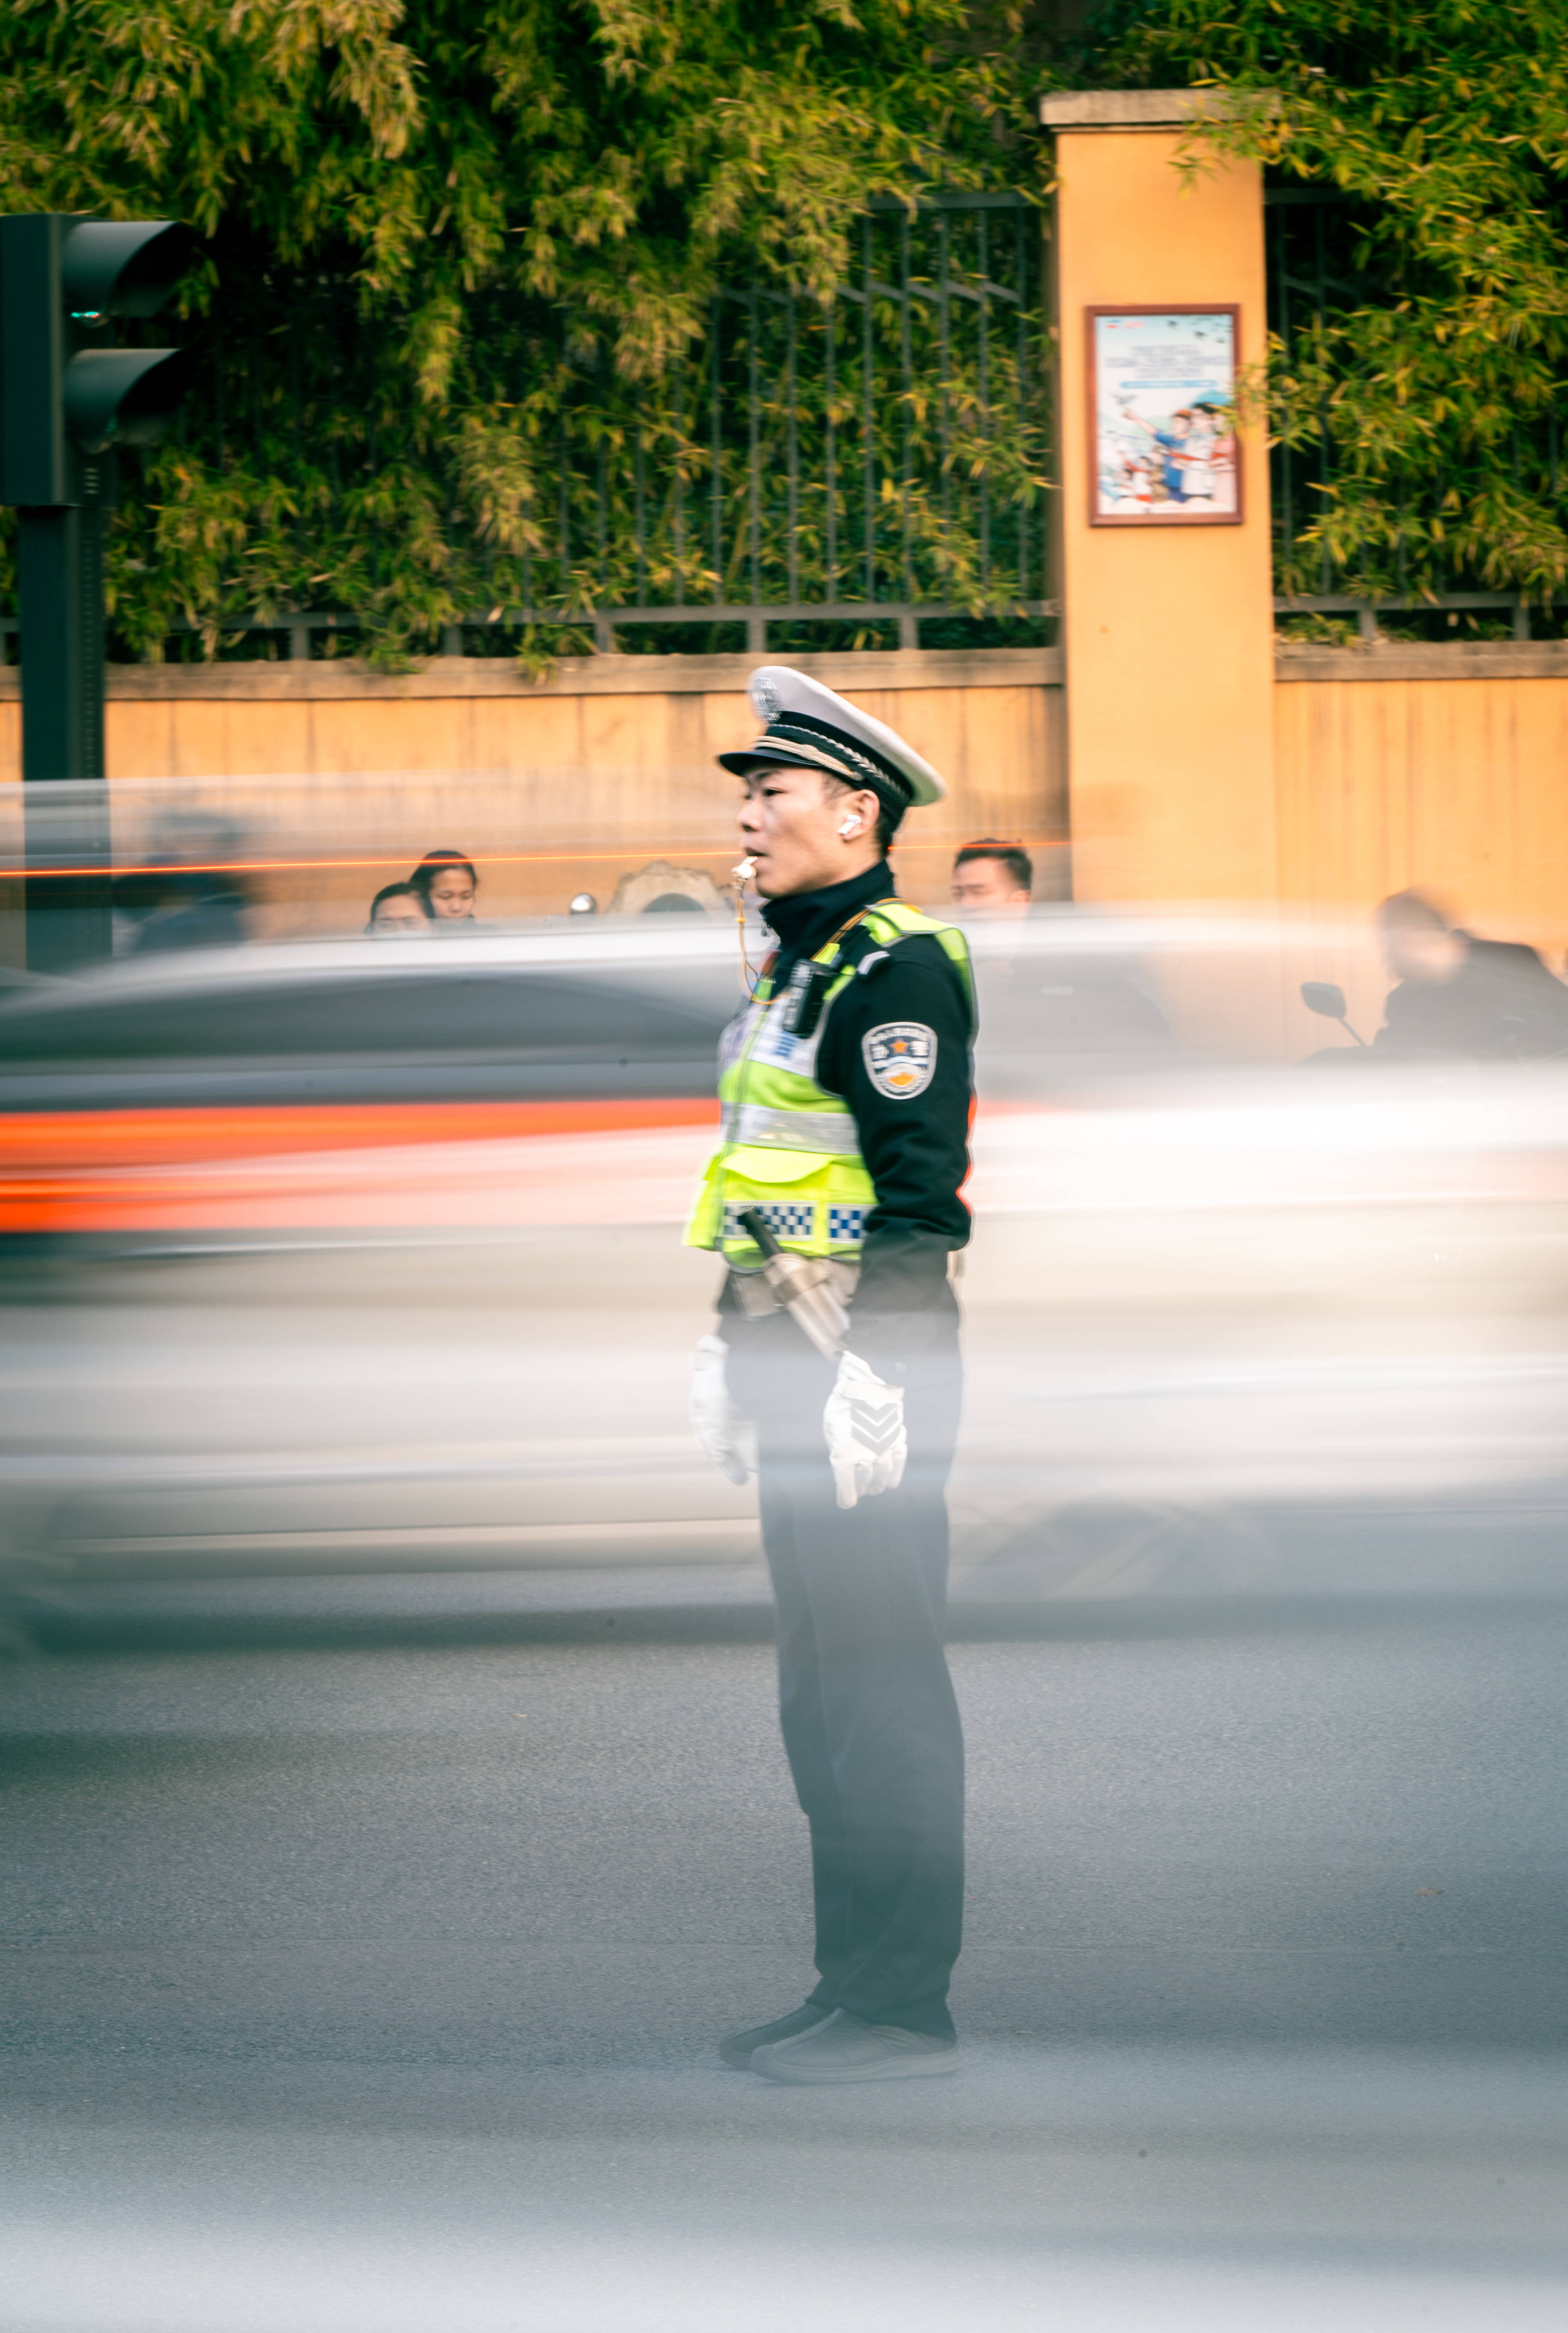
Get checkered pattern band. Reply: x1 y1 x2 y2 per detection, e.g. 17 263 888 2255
826 1206 868 1244
723 1201 815 1245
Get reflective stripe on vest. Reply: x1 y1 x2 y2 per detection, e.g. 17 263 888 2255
684 897 971 1264
721 1102 863 1156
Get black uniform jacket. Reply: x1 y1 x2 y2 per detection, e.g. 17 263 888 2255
717 861 974 1380
1374 935 1568 1060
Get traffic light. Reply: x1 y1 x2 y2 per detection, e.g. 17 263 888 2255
0 214 195 969
1 216 195 505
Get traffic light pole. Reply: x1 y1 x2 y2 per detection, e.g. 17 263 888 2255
18 455 113 970
19 462 111 782
1 211 192 973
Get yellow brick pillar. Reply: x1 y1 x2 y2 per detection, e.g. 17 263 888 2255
1041 91 1276 903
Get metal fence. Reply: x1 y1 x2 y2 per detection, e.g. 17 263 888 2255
0 190 1052 663
533 191 1054 652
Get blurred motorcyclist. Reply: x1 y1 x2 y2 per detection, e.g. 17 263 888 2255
115 815 253 956
1373 890 1568 1060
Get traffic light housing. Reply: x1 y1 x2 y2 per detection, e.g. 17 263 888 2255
0 214 195 503
0 213 195 970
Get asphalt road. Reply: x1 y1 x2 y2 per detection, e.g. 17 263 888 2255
5 1600 1568 2332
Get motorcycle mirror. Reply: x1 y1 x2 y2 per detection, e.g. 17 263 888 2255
1301 980 1349 1020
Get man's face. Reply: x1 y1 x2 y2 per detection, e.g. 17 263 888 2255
736 767 880 898
951 857 1030 919
1382 922 1466 985
371 898 433 940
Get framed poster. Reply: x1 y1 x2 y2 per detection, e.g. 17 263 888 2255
1086 306 1242 525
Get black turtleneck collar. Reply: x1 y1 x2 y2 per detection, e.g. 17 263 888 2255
761 860 897 977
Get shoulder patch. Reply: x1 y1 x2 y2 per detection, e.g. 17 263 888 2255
863 1021 937 1099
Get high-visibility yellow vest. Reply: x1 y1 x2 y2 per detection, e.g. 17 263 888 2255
684 898 973 1266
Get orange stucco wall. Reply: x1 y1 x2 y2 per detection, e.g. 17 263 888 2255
1274 667 1568 954
0 658 1067 964
1052 129 1277 902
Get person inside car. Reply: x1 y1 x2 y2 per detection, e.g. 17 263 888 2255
411 851 482 926
366 882 435 939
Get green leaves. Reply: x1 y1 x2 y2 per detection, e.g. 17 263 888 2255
0 0 1042 656
1106 0 1568 603
24 0 1555 643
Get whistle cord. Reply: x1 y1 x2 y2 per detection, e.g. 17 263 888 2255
732 857 762 995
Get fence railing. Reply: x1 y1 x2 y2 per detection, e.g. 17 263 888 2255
13 591 1559 659
0 598 1058 665
1274 592 1565 642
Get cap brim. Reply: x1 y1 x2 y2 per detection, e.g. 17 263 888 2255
717 740 862 782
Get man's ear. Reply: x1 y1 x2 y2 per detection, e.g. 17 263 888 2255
832 785 879 838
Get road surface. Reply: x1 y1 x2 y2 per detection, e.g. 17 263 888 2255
4 1596 1568 2330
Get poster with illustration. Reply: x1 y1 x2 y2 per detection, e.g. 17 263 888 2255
1088 308 1241 524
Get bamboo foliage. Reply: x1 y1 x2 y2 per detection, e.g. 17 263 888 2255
0 0 1045 661
1102 0 1568 605
5 3 1565 649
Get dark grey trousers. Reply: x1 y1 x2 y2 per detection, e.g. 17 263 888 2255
726 1309 965 2038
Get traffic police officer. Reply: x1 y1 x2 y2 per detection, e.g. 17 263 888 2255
688 668 974 2084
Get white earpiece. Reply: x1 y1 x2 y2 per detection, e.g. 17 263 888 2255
839 816 860 836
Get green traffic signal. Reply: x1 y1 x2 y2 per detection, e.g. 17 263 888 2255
61 218 195 323
0 213 195 504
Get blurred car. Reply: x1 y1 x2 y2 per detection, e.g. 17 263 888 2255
0 924 751 1585
2 911 1567 1605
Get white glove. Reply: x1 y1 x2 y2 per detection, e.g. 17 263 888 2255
823 1351 907 1510
690 1334 752 1485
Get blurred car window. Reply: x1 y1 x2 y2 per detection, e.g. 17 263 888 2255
970 948 1177 1099
979 956 1173 1050
0 963 726 1066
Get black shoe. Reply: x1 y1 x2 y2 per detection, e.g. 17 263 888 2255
718 2003 835 2070
752 2008 963 2084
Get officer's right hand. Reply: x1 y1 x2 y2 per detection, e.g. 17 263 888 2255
823 1351 907 1509
690 1334 753 1485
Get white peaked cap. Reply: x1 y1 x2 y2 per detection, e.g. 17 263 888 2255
716 665 948 809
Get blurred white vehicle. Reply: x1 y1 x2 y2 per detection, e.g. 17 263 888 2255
2 911 1566 1603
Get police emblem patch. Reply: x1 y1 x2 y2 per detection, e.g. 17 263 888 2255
863 1021 937 1099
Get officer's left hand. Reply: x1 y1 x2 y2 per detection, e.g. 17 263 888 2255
691 1335 754 1485
823 1351 906 1509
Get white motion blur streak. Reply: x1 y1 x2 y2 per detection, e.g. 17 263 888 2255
6 2209 1568 2333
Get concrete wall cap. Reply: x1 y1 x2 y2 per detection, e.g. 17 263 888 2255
1038 88 1279 129
0 644 1063 703
1275 638 1568 683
